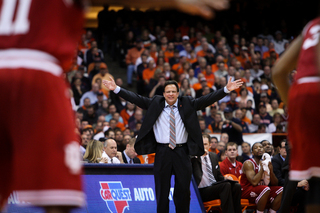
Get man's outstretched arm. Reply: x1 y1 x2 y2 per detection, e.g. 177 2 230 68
103 77 152 109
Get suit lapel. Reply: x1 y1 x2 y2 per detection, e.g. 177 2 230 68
177 98 185 124
209 152 217 178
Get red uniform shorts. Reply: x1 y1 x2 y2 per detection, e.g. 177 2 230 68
0 68 85 207
288 81 320 180
241 185 283 204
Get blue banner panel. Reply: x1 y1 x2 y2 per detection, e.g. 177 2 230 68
4 174 205 213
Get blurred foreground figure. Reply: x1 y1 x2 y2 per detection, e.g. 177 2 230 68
0 0 85 212
273 13 320 213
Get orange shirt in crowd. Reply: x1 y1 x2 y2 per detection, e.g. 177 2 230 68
150 51 158 62
120 108 133 126
172 63 184 75
142 68 156 82
116 122 126 132
125 47 145 65
211 63 228 72
209 148 220 154
262 49 279 59
242 117 252 125
202 72 215 86
164 50 174 59
196 50 207 57
187 57 197 64
192 82 213 91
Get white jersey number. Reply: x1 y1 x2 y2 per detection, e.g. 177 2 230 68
302 25 320 50
0 0 32 35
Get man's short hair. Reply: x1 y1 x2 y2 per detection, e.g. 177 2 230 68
252 142 262 152
242 141 251 147
128 138 136 147
164 80 179 92
226 142 237 149
202 133 211 142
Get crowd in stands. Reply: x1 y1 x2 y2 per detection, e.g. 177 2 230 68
65 8 307 211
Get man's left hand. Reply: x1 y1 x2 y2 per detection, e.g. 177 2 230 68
226 77 243 91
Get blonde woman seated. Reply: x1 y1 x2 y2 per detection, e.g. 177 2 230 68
83 140 106 163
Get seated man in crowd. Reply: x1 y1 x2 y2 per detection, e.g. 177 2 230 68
241 142 283 213
220 142 243 178
102 139 121 164
241 142 253 163
192 134 242 213
122 138 141 164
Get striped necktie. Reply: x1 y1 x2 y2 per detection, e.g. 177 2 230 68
169 105 176 149
204 155 216 184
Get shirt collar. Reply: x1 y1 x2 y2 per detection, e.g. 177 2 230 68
165 100 178 108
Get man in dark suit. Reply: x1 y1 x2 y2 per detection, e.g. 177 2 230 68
273 140 307 213
191 134 242 213
122 138 141 164
103 77 242 213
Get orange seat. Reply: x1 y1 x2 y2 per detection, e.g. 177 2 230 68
203 199 222 213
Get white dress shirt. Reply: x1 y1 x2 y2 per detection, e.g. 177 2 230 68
101 151 120 164
198 154 217 188
153 100 188 144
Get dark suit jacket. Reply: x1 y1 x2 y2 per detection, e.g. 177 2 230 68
191 152 225 186
272 153 285 186
122 151 141 164
118 87 227 156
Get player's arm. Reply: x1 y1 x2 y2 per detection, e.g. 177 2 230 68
93 0 229 19
242 161 264 186
272 35 303 105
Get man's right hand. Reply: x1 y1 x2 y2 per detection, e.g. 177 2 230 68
103 77 117 91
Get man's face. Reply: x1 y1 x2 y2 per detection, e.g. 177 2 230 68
261 140 272 154
217 142 226 151
252 143 264 157
107 131 115 139
104 139 118 158
252 115 261 125
241 143 250 154
220 133 229 143
259 106 266 114
203 137 210 152
210 138 218 149
109 105 116 114
215 114 222 123
163 84 179 106
115 131 123 142
199 121 206 130
279 141 287 158
226 145 238 160
109 120 117 129
84 98 91 107
126 144 137 159
81 134 89 146
92 83 99 93
123 135 131 144
271 100 278 110
224 112 232 120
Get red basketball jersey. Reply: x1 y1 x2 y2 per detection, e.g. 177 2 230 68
240 158 264 187
0 0 84 71
295 17 320 80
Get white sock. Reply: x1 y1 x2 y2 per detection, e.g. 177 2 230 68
256 211 264 213
269 209 277 213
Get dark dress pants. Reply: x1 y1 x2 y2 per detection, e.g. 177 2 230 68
199 181 242 213
154 144 192 213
